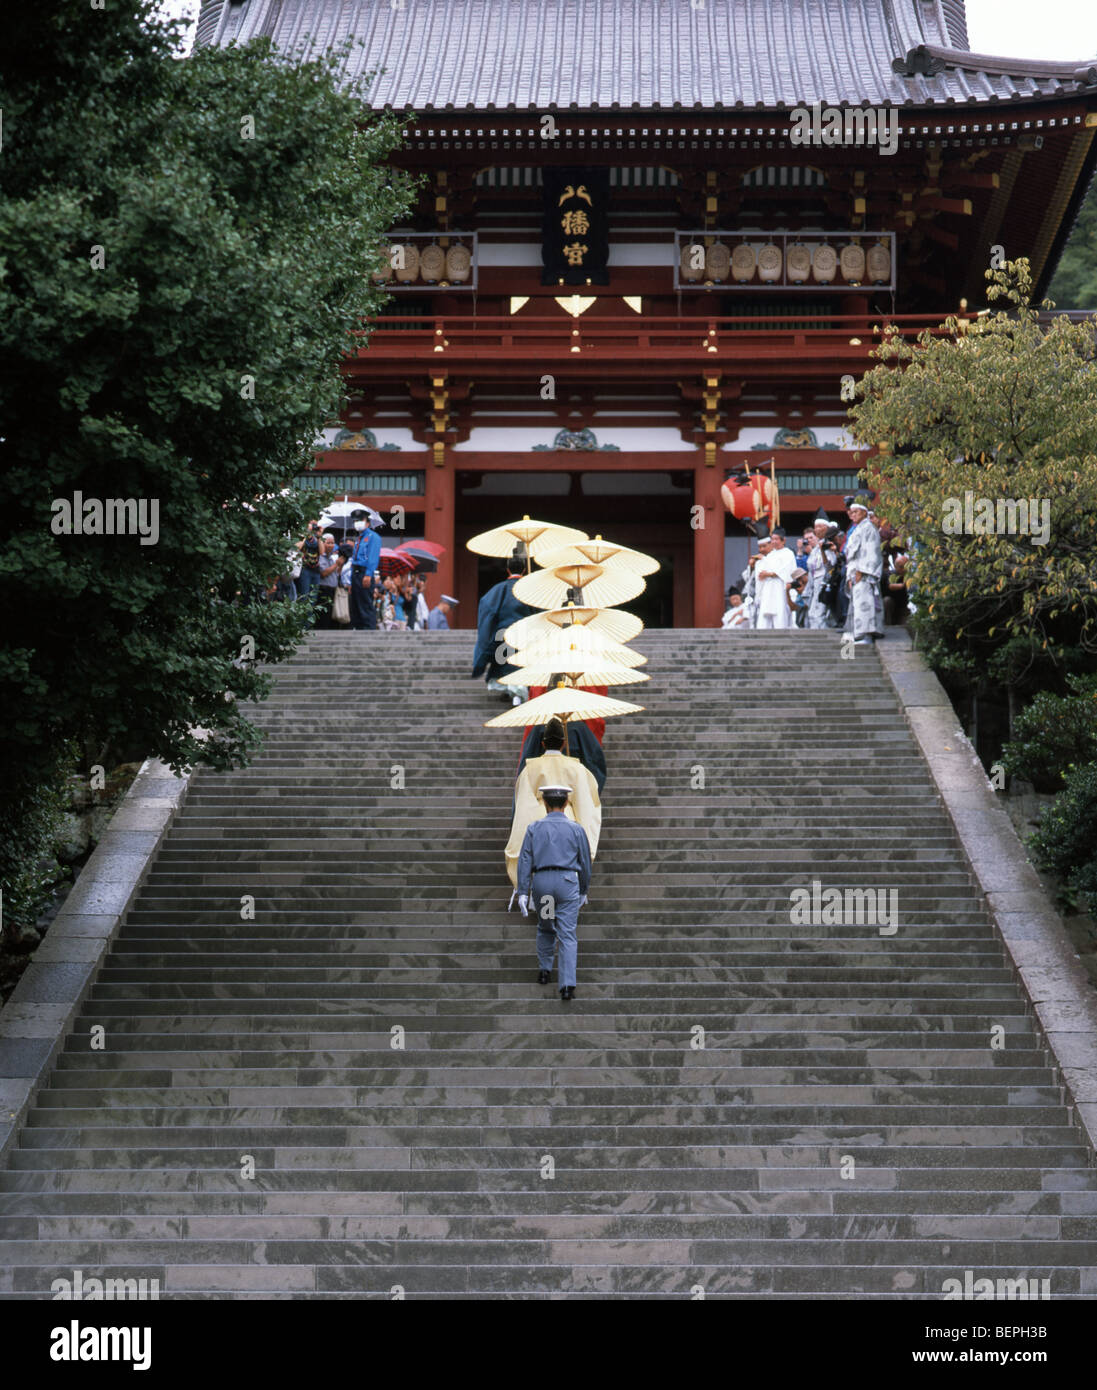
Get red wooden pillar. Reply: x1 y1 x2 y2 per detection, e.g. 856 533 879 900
425 456 456 621
693 462 724 629
455 540 478 627
673 544 693 627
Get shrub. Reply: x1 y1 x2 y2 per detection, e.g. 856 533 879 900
0 745 75 941
1028 760 1097 914
1000 674 1097 791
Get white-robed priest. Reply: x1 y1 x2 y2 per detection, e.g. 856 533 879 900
753 525 799 629
843 495 884 645
504 716 601 888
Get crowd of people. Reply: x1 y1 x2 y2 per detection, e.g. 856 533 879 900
723 495 909 644
264 521 459 630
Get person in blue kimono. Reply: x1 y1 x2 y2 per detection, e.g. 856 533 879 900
471 548 536 696
516 716 606 794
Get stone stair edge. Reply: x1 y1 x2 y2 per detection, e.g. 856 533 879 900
875 636 1097 1159
0 757 197 1165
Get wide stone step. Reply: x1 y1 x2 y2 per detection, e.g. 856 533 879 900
28 1087 1066 1112
41 1072 1064 1095
4 1141 1091 1172
5 1212 1093 1242
5 1164 1094 1196
95 963 1013 981
85 985 1025 1006
19 1104 1074 1133
4 1187 1094 1217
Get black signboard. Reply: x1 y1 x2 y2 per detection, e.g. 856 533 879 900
541 167 610 286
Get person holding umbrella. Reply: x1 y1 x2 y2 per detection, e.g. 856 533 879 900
516 783 592 1002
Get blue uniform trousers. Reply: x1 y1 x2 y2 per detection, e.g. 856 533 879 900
349 570 378 629
531 868 581 988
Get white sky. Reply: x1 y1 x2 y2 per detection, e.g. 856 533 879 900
965 0 1097 59
159 1 1097 62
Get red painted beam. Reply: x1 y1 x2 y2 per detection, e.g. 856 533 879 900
343 313 966 382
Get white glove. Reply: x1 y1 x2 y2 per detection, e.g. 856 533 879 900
518 895 529 916
579 895 588 908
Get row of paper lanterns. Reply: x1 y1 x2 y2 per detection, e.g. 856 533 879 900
372 243 473 286
681 239 891 287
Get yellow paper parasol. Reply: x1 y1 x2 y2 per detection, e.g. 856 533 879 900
536 536 660 576
502 664 649 689
484 683 644 728
509 625 647 669
512 561 646 611
465 515 589 567
505 604 644 649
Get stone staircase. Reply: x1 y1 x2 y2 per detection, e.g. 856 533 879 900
2 628 1096 1298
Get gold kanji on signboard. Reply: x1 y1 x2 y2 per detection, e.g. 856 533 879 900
562 242 588 266
557 184 593 207
560 209 590 236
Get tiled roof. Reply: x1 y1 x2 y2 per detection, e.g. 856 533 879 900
194 0 1097 111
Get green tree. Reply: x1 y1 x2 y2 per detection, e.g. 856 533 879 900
847 261 1097 714
0 2 414 925
1047 180 1097 311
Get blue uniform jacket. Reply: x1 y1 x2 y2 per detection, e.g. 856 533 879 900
517 811 592 898
350 528 381 576
471 577 536 678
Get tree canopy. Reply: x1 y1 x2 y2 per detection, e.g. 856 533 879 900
848 262 1097 695
0 2 414 916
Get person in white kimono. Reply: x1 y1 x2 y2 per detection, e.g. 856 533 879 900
754 527 799 629
843 498 884 644
805 510 835 629
739 557 760 627
721 591 753 629
869 513 887 635
504 717 601 888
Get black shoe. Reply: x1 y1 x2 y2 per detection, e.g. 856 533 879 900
560 986 575 1001
537 970 551 985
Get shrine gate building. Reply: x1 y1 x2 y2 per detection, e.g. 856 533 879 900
196 0 1097 628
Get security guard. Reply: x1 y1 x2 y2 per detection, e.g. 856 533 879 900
516 784 592 1001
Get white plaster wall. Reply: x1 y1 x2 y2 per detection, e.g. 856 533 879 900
723 425 857 450
455 426 695 452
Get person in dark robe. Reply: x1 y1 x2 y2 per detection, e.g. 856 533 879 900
517 715 606 794
471 547 537 697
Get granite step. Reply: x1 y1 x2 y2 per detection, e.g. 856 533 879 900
4 627 1093 1299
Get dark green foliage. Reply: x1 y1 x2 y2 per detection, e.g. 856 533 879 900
0 3 414 919
1047 179 1097 311
0 746 74 940
1000 675 1097 791
1029 761 1097 914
